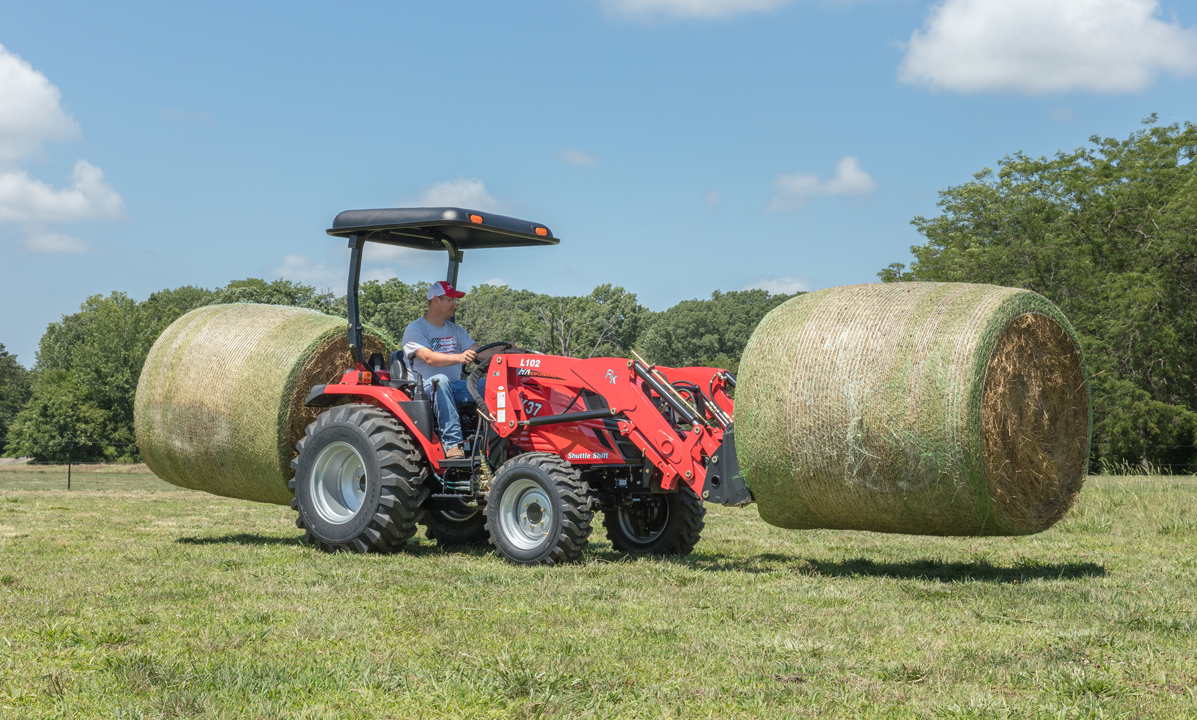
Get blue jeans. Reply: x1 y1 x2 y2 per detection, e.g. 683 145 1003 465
425 374 486 448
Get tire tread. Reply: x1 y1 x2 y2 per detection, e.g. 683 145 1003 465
289 403 429 553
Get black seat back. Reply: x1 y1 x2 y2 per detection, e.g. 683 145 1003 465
387 350 415 388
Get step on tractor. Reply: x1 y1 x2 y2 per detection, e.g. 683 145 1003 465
293 207 753 565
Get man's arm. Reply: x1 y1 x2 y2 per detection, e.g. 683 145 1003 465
414 344 479 367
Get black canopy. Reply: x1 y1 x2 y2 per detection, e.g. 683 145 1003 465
327 207 558 251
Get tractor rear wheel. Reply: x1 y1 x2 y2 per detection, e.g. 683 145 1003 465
485 454 594 566
290 403 428 553
421 500 490 547
603 487 705 556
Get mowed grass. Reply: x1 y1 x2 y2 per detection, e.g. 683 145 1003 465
1 467 1196 719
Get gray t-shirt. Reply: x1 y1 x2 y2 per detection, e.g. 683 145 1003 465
401 317 476 382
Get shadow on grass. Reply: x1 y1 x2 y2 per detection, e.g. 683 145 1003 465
176 534 302 547
803 557 1106 583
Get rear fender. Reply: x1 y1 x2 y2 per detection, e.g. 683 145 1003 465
303 383 448 469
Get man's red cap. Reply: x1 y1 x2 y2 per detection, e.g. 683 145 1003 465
428 281 466 300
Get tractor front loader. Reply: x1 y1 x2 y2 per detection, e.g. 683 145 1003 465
292 208 753 565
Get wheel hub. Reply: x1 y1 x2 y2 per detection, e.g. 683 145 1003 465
309 441 367 525
498 478 554 551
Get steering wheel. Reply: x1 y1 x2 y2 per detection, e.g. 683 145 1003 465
474 341 514 355
466 341 514 409
465 341 514 372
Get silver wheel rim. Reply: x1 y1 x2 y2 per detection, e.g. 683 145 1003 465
309 441 367 525
617 498 669 544
498 478 553 551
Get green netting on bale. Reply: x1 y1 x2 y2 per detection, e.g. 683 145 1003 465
736 283 1091 537
134 304 390 505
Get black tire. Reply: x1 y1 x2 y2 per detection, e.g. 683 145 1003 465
603 487 705 556
290 404 429 553
421 500 490 547
484 454 594 566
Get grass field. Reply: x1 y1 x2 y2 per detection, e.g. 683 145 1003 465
1 465 1195 719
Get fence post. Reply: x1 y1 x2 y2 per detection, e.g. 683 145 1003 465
67 438 72 491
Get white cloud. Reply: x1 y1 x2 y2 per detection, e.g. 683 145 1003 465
1048 106 1075 122
0 44 124 253
409 177 504 212
362 267 398 283
767 156 876 211
557 147 599 167
477 278 508 287
272 254 344 288
705 190 722 208
23 229 93 254
0 44 80 164
604 0 789 20
0 160 125 223
742 276 812 294
899 0 1197 94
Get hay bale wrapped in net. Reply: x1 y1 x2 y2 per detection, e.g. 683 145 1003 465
134 304 390 505
736 282 1090 536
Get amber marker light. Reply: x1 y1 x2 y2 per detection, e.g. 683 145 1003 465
469 214 483 224
534 227 548 236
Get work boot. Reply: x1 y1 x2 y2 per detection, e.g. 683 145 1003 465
445 445 465 459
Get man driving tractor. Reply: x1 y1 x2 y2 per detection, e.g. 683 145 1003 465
401 280 483 459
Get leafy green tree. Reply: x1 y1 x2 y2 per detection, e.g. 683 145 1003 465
530 285 647 358
0 344 32 456
637 289 796 373
141 286 215 335
207 278 338 314
881 117 1197 470
355 279 431 345
4 370 113 462
9 293 149 461
454 284 542 349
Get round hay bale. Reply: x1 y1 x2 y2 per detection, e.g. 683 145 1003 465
736 282 1091 536
134 304 390 505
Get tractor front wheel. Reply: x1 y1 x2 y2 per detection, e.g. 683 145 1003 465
603 487 705 556
485 454 594 566
290 404 429 553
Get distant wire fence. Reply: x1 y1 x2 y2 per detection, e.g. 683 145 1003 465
2 439 143 490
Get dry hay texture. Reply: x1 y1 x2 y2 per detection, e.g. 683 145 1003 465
134 304 390 505
736 283 1091 536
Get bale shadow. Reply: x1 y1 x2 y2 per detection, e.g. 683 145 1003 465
176 534 302 547
804 557 1106 583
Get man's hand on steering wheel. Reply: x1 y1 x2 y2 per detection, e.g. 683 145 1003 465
467 341 514 367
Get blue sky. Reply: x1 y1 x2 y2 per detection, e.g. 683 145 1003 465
2 0 1196 366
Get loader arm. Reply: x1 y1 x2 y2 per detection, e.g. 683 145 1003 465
483 354 752 505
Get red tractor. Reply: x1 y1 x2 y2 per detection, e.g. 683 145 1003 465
293 208 752 565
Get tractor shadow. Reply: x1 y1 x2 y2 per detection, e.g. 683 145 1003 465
176 533 302 547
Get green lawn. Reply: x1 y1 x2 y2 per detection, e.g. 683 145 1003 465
1 467 1195 719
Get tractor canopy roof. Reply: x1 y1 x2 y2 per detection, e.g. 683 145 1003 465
327 207 559 251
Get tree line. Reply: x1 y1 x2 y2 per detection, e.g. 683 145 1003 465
0 279 792 461
880 116 1196 473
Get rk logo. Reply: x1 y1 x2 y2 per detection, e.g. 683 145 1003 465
605 369 617 385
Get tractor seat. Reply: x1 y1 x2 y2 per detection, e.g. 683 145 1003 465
386 350 416 389
387 351 477 415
